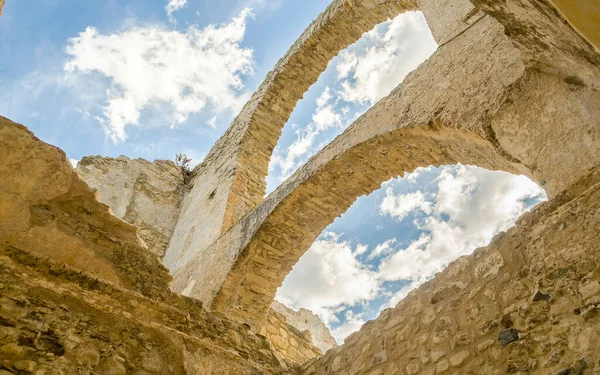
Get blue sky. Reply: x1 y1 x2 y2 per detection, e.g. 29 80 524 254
0 1 547 344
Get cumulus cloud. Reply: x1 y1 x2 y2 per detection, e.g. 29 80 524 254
275 233 380 327
337 11 437 105
379 188 432 221
270 87 343 179
64 9 254 143
331 311 367 344
379 165 545 292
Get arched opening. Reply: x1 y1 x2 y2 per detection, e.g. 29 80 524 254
275 164 546 345
267 10 437 193
208 122 535 323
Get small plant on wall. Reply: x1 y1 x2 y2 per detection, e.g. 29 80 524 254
175 153 193 184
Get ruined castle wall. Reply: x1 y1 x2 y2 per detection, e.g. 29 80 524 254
174 0 600 325
76 156 184 258
271 301 338 353
0 117 292 375
162 0 418 275
172 3 529 319
0 246 290 375
0 118 172 299
261 309 323 366
302 168 600 375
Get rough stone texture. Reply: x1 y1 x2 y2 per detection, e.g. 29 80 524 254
174 0 600 325
162 0 418 275
1 0 599 372
76 156 184 258
0 246 289 375
0 0 4 16
271 301 338 353
261 308 323 365
0 118 171 299
301 168 600 375
0 118 292 374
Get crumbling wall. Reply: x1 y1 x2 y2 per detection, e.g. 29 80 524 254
0 117 291 374
302 168 600 374
0 246 289 375
271 301 338 353
162 0 418 276
304 171 600 375
0 117 171 299
76 156 185 258
261 309 323 366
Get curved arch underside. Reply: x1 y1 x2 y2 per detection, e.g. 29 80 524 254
170 0 600 326
212 125 520 322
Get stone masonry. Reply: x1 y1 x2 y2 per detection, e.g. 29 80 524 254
271 301 338 354
76 156 185 258
178 0 600 326
302 168 600 374
0 0 599 373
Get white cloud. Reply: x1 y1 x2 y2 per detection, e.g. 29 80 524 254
270 87 343 180
69 159 79 168
331 311 367 344
354 243 368 256
337 11 437 105
206 116 217 129
275 234 380 328
379 188 432 221
64 9 254 143
166 0 188 21
366 238 397 261
378 165 545 287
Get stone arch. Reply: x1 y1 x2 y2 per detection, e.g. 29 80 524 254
163 0 421 272
171 0 600 326
212 125 523 323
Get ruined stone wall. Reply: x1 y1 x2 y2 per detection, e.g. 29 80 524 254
162 0 417 275
271 301 338 353
0 117 292 374
302 168 600 375
0 117 171 299
76 156 185 258
261 309 323 366
0 246 290 375
176 0 600 325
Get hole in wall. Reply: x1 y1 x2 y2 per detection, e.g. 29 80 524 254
266 11 438 194
274 164 546 345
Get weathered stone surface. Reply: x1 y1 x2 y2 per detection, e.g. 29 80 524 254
261 308 323 365
302 168 600 374
498 328 519 346
0 117 171 299
271 301 337 353
163 0 419 277
2 0 600 372
76 156 184 258
0 245 289 375
177 0 600 324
